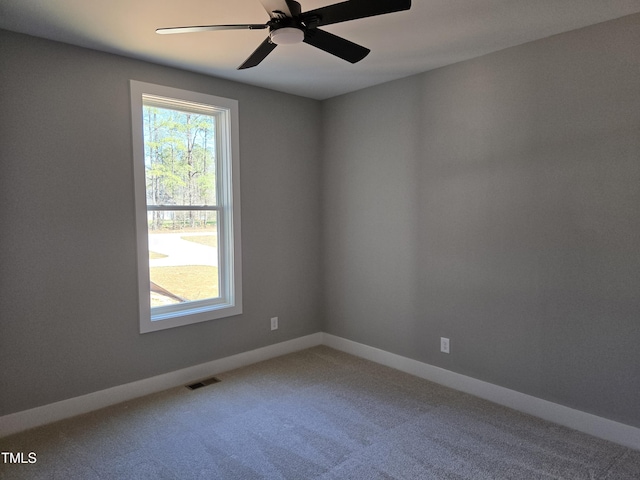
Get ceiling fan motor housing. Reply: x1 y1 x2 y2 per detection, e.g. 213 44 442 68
268 13 305 45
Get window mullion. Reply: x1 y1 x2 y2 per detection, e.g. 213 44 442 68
146 205 221 212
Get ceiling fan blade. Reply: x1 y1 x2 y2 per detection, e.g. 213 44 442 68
238 37 277 69
258 0 294 19
303 28 369 64
301 0 411 27
156 24 267 34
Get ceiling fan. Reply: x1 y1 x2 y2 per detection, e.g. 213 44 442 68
156 0 412 69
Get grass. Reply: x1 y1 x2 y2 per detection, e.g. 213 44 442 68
150 265 219 301
181 235 218 248
149 251 168 260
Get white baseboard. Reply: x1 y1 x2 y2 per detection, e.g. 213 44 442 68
0 333 323 438
3 331 639 451
322 333 640 451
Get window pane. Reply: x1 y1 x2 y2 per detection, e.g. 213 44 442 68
142 106 217 206
148 210 220 306
132 80 242 332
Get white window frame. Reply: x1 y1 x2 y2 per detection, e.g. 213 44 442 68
130 80 242 333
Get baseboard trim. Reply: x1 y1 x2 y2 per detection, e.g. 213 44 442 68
0 333 323 438
322 333 640 450
3 331 639 450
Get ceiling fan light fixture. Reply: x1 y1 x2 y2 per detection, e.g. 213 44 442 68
269 27 304 45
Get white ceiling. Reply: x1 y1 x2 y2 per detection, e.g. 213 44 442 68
1 0 639 99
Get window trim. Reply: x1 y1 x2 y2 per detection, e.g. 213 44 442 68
130 80 242 333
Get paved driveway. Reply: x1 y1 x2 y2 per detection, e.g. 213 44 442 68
148 232 218 267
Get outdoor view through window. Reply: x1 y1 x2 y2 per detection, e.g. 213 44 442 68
143 102 220 307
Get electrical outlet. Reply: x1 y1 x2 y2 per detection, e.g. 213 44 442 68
440 337 450 354
270 317 278 331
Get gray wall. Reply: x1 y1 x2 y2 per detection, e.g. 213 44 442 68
2 13 639 430
322 14 640 428
0 30 323 416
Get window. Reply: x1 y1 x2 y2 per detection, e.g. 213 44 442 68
130 81 242 333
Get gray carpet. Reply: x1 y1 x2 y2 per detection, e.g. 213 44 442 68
1 346 638 479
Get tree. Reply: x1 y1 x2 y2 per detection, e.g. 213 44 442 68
143 106 216 230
